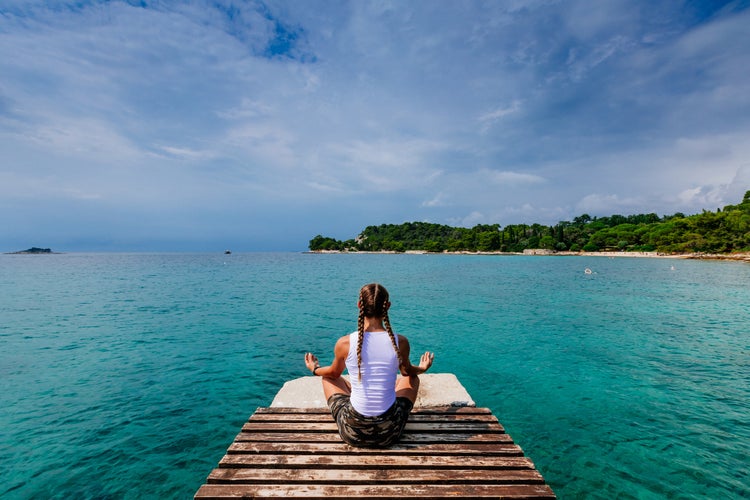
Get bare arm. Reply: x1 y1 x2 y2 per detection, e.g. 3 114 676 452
397 335 434 376
304 336 349 378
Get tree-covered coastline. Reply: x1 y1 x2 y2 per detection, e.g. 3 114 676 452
6 247 56 254
309 191 750 254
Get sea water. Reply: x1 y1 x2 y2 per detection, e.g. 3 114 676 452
1 253 748 499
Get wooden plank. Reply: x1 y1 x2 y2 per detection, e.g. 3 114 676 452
401 413 499 423
242 421 506 433
233 431 341 442
410 406 491 415
196 405 556 499
195 483 556 499
248 413 500 423
254 406 491 415
218 453 536 469
234 432 514 444
243 422 337 432
207 467 546 485
227 441 522 455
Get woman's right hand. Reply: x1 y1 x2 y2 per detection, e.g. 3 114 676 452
304 352 319 373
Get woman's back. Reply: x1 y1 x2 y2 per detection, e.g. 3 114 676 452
346 331 398 416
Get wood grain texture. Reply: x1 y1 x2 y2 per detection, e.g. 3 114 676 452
195 407 556 499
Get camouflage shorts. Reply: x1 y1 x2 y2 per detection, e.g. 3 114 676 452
327 394 413 448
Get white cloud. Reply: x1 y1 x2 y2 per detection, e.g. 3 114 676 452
726 164 750 202
566 35 635 82
674 164 750 211
487 170 546 185
576 193 645 214
224 122 298 168
216 99 274 120
3 113 140 161
479 100 522 132
325 138 444 192
421 168 545 212
421 192 446 208
447 211 486 227
306 180 348 194
155 146 215 161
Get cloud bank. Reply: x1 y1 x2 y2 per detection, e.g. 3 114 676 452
1 0 748 250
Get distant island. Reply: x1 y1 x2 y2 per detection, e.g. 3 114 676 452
7 247 57 254
309 190 750 255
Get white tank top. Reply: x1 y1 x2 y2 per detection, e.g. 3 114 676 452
346 331 399 416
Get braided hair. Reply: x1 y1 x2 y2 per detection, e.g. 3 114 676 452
356 283 404 381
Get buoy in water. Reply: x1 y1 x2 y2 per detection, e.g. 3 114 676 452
584 268 592 275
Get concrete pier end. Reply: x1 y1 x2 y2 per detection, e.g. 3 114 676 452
270 372 475 408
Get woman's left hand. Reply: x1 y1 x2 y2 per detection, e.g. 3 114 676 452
419 351 434 372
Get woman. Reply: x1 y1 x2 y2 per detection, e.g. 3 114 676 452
304 283 434 448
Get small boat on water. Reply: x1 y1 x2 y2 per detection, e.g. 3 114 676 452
224 250 232 255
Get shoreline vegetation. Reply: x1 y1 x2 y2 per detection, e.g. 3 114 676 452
309 191 750 260
5 247 58 255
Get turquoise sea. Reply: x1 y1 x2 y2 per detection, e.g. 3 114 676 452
1 253 748 499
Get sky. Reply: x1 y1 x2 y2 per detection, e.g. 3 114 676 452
1 0 749 251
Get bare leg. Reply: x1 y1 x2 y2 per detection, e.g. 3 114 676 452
321 375 351 401
395 374 420 404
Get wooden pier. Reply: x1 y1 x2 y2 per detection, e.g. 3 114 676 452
194 404 556 499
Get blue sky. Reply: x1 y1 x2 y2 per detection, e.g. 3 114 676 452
1 0 749 251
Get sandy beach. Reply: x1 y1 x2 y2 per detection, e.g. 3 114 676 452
552 251 750 262
307 249 750 262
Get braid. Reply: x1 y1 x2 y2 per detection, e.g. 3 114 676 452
357 303 365 381
383 309 404 370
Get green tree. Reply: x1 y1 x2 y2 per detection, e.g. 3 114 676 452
309 191 750 253
477 231 501 251
539 235 556 249
309 235 342 251
424 240 444 252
